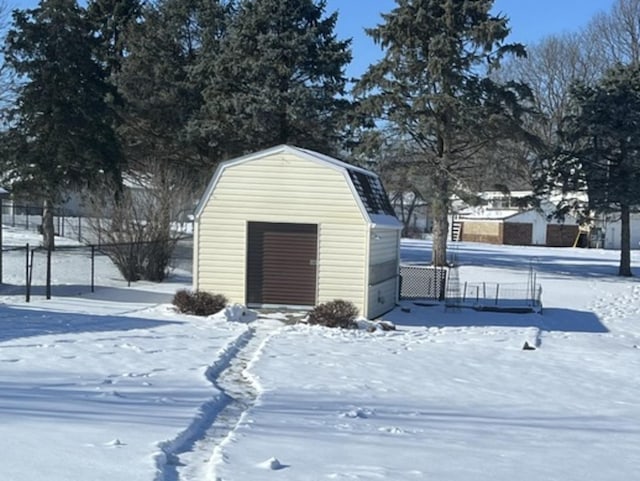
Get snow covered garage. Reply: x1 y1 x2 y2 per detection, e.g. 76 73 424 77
193 145 402 318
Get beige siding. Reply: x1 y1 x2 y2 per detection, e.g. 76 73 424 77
196 217 247 302
317 223 368 312
193 221 200 289
463 220 501 236
196 152 368 309
460 220 503 244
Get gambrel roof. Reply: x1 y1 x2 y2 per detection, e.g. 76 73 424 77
194 145 401 228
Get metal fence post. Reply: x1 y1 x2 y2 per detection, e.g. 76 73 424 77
91 245 95 293
25 243 30 303
128 242 133 287
46 246 51 300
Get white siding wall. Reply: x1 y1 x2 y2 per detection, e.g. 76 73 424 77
505 210 546 245
196 153 369 312
604 213 640 249
367 228 400 318
367 277 399 319
369 228 399 262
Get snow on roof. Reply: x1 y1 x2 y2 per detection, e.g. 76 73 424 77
0 187 9 198
458 206 523 220
478 190 533 199
194 145 401 228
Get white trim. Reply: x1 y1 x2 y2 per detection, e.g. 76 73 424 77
248 303 313 310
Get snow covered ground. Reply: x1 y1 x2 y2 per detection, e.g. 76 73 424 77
1 228 639 481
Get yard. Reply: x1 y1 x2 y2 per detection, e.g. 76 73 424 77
1 227 639 480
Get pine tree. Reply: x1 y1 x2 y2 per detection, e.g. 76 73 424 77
116 0 216 170
355 0 529 266
193 0 352 160
2 0 122 250
555 64 640 276
87 0 141 76
96 0 230 281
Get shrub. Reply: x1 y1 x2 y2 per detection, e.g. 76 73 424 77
172 289 228 316
307 299 359 329
172 289 194 313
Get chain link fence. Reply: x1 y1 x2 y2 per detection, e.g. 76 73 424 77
400 264 543 312
0 237 193 301
400 265 447 301
1 204 92 243
1 204 194 245
447 281 542 312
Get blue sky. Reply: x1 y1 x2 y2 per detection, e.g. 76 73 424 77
325 0 617 78
7 0 617 78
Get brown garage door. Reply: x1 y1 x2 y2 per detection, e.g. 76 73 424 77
503 222 533 245
246 222 318 306
546 224 579 247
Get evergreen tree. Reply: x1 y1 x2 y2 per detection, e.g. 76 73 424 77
2 0 122 250
193 0 352 159
87 0 142 76
96 0 230 281
117 0 217 170
355 0 529 266
554 64 640 276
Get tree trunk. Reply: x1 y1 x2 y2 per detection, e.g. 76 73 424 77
42 198 55 251
431 180 449 267
400 195 419 237
619 203 632 276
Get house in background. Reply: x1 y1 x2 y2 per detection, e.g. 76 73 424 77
597 212 640 250
451 191 582 247
388 191 432 237
193 145 402 319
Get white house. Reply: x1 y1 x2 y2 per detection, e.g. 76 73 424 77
599 213 640 250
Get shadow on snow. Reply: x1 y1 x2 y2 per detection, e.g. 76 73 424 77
401 240 639 278
0 304 182 343
386 303 608 333
0 281 181 305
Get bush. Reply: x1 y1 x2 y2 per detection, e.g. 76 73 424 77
103 238 176 282
307 299 359 329
172 289 228 316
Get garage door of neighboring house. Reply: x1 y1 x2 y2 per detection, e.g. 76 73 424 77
546 225 579 247
503 222 533 245
246 222 318 307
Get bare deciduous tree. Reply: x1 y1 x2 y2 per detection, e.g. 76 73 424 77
89 162 196 282
588 0 640 66
497 32 604 146
0 0 14 116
